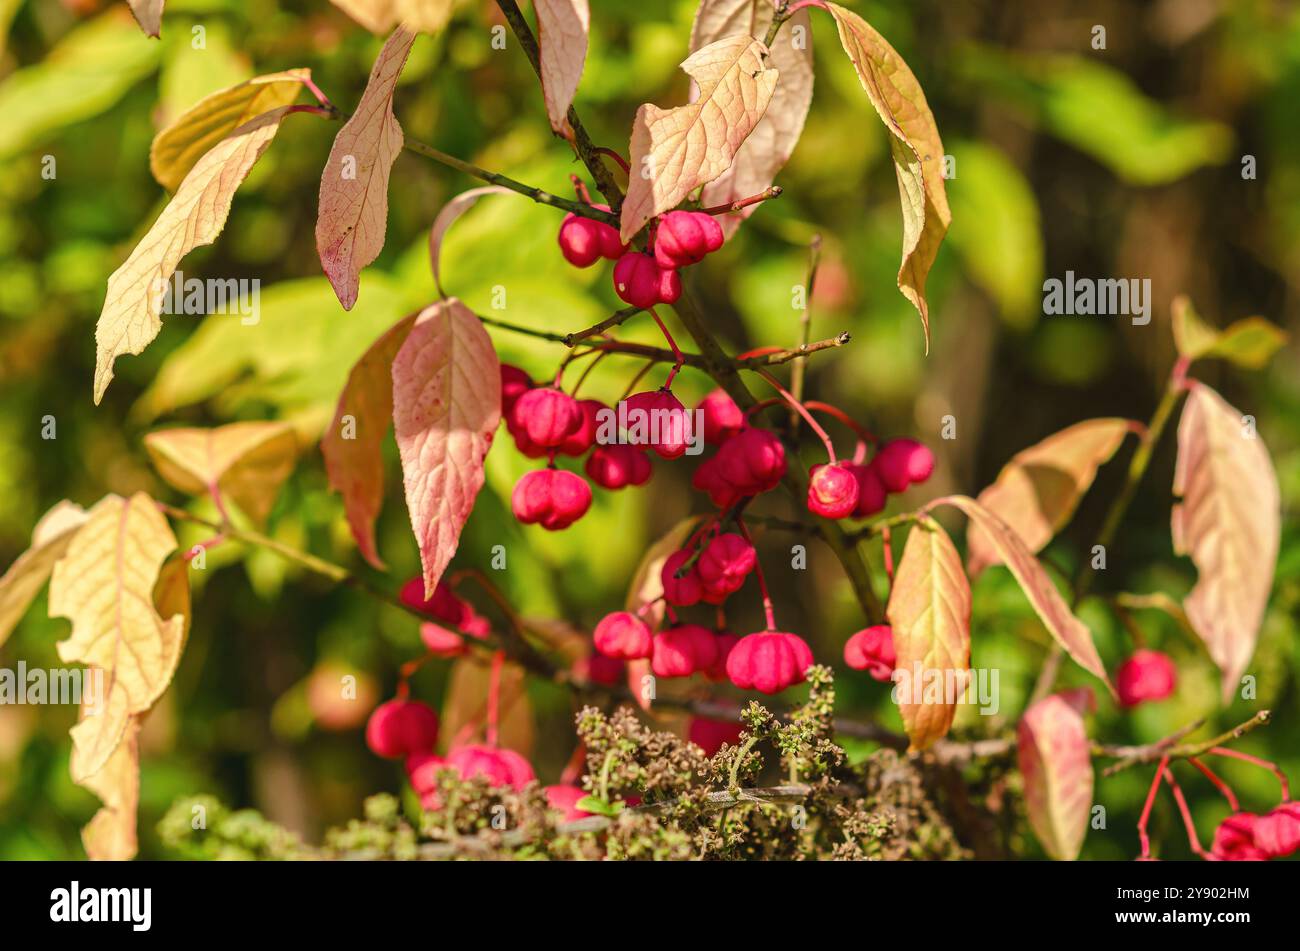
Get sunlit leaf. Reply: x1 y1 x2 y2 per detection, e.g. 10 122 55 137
621 34 778 241
150 69 309 192
144 421 299 526
392 299 500 599
886 518 971 751
1172 295 1287 369
322 313 421 568
316 26 415 310
689 0 814 238
535 0 589 136
1172 384 1280 704
94 107 295 403
0 500 92 649
930 495 1112 692
1018 688 1094 861
826 2 951 347
967 418 1131 577
49 493 184 781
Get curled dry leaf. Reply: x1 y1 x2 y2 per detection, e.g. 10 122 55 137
127 0 165 38
886 518 971 751
150 69 309 192
535 0 589 136
316 25 416 310
1172 383 1280 704
49 493 184 781
428 186 515 297
620 34 778 242
1018 688 1094 861
392 299 501 600
930 495 1112 693
689 0 814 238
0 499 93 649
825 2 950 347
144 421 298 526
441 657 535 757
94 107 295 404
322 313 421 569
967 418 1131 578
78 715 143 861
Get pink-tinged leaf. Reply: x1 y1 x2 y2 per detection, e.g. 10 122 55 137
94 107 294 403
127 0 165 37
1018 689 1095 860
825 2 950 348
392 299 500 599
316 25 415 310
535 0 589 136
967 418 1132 578
886 518 971 752
620 34 778 242
428 186 514 297
322 312 421 569
930 495 1112 693
689 0 814 238
1172 384 1280 704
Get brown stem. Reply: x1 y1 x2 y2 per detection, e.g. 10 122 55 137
494 0 624 210
1099 711 1272 777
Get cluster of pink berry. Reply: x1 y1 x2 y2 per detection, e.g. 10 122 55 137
807 437 935 521
399 577 490 656
589 526 813 695
365 693 594 819
501 363 657 533
559 208 724 309
1212 802 1300 860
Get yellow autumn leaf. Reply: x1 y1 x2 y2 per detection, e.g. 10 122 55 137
94 106 295 404
1172 384 1280 704
49 492 184 781
886 518 971 751
144 421 298 525
967 418 1131 578
689 0 814 238
330 0 455 34
0 499 93 648
78 715 142 861
826 2 951 347
620 34 778 242
150 69 310 192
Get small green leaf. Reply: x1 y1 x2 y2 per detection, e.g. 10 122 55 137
1173 295 1287 368
575 796 624 817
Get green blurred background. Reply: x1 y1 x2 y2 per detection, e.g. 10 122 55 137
0 0 1296 859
